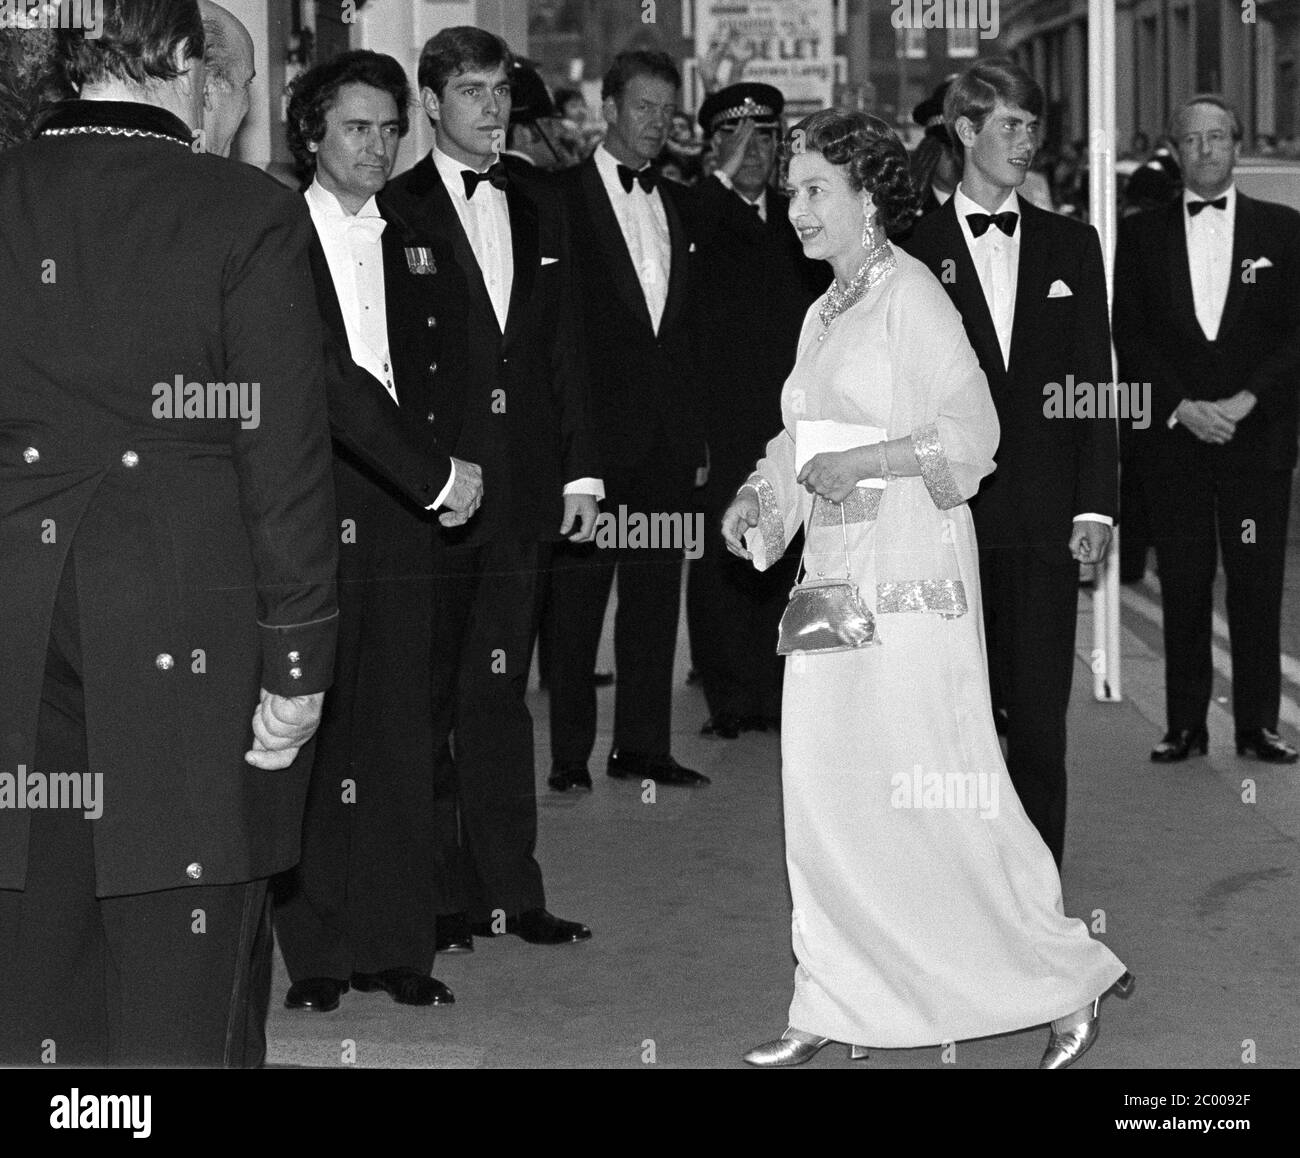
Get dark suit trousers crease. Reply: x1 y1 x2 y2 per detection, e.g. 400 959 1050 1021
430 538 545 921
548 539 684 764
687 487 793 718
0 555 271 1068
1142 458 1292 733
979 540 1079 865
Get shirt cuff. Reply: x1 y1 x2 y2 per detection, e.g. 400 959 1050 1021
1073 513 1114 527
564 477 605 501
427 459 456 511
1167 406 1182 430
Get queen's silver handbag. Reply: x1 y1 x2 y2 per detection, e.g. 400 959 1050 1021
776 496 878 655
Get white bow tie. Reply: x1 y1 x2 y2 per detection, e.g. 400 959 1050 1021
327 214 386 244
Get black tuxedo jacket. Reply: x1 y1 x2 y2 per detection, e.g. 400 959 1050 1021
382 153 596 543
552 156 707 508
901 197 1117 551
684 180 829 499
1113 192 1300 472
0 101 338 895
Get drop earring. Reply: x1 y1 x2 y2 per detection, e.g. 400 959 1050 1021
861 213 876 249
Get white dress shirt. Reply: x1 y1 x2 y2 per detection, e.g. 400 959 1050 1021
954 184 1020 371
595 145 671 334
305 178 455 510
1184 183 1235 342
955 184 1109 528
432 144 514 333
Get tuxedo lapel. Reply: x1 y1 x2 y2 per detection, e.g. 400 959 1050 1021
503 181 538 349
1217 193 1255 340
935 199 1004 380
379 206 422 409
579 158 656 335
1007 203 1049 380
1166 200 1202 341
658 183 689 338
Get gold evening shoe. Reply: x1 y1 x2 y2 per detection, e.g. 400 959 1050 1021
1039 970 1136 1070
743 1027 870 1067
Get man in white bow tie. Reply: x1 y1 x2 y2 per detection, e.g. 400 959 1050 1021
273 50 483 1015
1115 94 1300 767
901 58 1117 866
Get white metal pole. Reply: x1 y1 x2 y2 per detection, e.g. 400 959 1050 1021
1089 0 1122 702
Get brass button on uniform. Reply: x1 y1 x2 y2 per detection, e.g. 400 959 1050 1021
22 447 39 464
288 651 300 663
426 412 436 423
186 862 202 880
155 653 174 671
428 362 438 374
427 316 437 328
289 666 303 680
121 450 139 468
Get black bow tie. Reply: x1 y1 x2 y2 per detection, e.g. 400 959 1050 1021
966 211 1019 238
462 162 507 200
1187 196 1227 217
617 163 655 194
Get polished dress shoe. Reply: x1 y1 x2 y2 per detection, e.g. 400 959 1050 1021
743 1027 869 1067
1235 727 1299 764
1039 970 1135 1069
607 749 711 787
700 713 742 739
1150 725 1208 763
548 760 593 792
284 977 348 1012
350 967 454 1006
435 912 474 954
471 907 592 945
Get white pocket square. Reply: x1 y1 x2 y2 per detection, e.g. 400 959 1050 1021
1248 256 1274 270
541 256 559 266
1047 279 1073 298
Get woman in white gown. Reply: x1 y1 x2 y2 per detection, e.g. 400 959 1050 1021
722 110 1132 1068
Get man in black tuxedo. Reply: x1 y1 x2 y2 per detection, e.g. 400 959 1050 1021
0 1 336 1067
1114 95 1300 765
383 27 598 949
902 59 1116 865
685 82 829 739
272 51 484 1014
547 51 711 791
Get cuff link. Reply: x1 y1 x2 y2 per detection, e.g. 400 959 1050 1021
155 653 174 671
289 667 303 680
288 651 300 663
122 450 139 468
23 447 40 464
186 862 202 880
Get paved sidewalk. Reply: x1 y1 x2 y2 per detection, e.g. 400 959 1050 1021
265 585 1300 1069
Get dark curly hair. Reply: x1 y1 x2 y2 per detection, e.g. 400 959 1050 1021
286 50 411 182
782 109 920 236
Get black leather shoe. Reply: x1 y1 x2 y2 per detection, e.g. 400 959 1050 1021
593 670 614 687
435 912 474 954
700 713 742 739
350 968 454 1005
1150 725 1208 763
548 761 593 792
607 749 711 786
471 908 592 945
284 977 348 1012
1236 727 1299 764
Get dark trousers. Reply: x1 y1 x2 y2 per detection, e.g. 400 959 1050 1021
979 540 1080 866
548 537 684 764
430 538 545 921
1143 459 1292 733
686 487 794 720
0 557 271 1067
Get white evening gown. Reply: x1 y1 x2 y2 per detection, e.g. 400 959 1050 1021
744 245 1126 1048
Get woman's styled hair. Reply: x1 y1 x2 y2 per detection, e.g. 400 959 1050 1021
783 109 920 236
943 57 1044 153
286 50 411 181
59 0 204 91
416 25 510 100
601 50 680 104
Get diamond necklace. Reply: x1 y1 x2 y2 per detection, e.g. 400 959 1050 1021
818 240 897 339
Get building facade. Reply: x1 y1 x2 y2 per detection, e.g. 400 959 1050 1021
1000 0 1299 152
